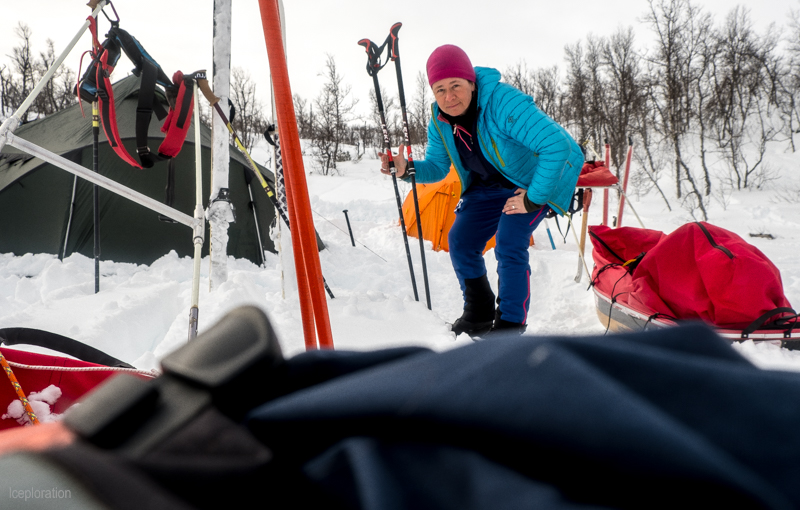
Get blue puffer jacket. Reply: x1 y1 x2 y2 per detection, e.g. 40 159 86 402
413 67 583 215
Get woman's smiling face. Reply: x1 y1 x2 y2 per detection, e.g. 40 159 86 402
432 77 475 117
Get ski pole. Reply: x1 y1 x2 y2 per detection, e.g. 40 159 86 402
358 36 419 302
92 101 101 294
388 22 432 310
196 78 335 299
189 79 204 341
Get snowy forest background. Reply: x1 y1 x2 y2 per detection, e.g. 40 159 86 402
2 0 799 218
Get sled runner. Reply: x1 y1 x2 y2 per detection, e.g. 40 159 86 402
589 223 800 347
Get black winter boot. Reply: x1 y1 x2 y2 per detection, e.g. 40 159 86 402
451 274 495 336
487 309 527 336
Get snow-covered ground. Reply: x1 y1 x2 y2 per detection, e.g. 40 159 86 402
1 142 799 374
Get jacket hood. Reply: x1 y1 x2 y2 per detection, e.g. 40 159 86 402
473 67 502 108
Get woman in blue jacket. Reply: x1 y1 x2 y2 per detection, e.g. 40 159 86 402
381 45 583 336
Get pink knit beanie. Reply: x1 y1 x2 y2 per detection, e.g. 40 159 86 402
426 45 476 87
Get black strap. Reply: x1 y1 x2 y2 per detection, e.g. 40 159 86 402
175 77 194 130
588 231 627 264
591 263 624 288
158 158 178 223
553 216 571 243
0 328 133 368
136 58 160 168
741 307 798 338
696 222 734 259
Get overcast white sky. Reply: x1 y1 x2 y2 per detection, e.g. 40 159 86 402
1 0 797 120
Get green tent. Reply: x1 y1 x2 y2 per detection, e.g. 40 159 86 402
0 75 284 265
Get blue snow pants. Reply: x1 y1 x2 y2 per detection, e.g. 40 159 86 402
448 186 549 324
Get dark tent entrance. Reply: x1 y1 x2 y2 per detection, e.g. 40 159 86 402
0 75 276 266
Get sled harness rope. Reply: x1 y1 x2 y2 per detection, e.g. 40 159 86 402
0 351 40 425
76 6 196 169
4 360 157 378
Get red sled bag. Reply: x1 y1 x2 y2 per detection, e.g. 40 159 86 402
1 329 154 431
628 222 793 329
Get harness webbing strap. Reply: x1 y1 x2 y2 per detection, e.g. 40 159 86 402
136 59 161 168
77 23 194 169
157 72 194 159
96 50 142 168
175 78 193 129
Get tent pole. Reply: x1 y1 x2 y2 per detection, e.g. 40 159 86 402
92 101 101 293
61 175 78 261
0 1 108 153
189 81 205 341
3 134 195 227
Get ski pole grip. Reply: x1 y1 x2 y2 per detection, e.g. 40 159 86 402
87 0 102 9
196 75 220 106
358 38 382 72
389 23 402 60
358 39 373 60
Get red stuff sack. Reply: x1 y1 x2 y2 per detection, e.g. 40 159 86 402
629 222 792 328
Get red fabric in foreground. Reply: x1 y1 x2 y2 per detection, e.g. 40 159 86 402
590 223 793 329
0 348 121 431
577 161 619 188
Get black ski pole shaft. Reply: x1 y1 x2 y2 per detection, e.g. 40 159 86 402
342 209 356 247
197 79 335 299
92 101 100 294
388 22 431 310
358 37 419 302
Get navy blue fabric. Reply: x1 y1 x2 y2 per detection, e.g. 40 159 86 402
247 325 800 510
448 187 548 323
453 120 502 183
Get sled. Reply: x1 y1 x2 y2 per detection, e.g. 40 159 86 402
589 223 800 348
0 328 155 430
